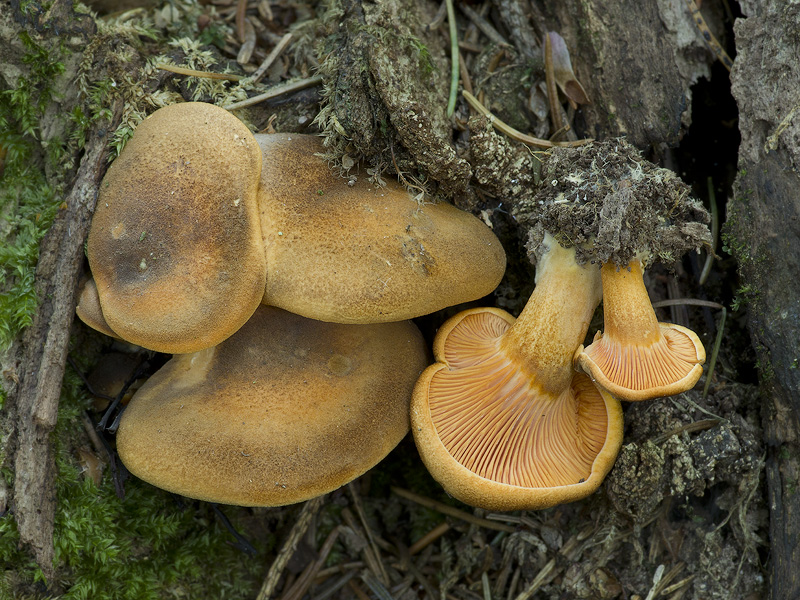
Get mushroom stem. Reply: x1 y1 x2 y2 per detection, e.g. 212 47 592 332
501 237 602 393
598 260 661 343
575 259 706 401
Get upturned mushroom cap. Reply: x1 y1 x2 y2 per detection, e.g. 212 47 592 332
116 305 428 507
255 134 506 324
87 102 266 354
411 237 623 511
575 260 706 401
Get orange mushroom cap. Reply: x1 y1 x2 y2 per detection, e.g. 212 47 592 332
76 277 118 339
411 236 623 511
87 102 266 354
254 133 506 324
116 305 428 507
574 260 706 401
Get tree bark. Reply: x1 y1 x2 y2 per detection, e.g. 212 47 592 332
728 2 800 599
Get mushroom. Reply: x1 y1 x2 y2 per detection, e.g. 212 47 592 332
411 235 623 511
116 305 428 507
574 259 706 401
87 102 266 354
254 133 506 324
76 277 118 339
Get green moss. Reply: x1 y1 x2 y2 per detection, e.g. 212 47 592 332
1 360 270 599
0 33 69 349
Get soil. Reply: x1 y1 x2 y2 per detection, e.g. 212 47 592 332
1 0 791 599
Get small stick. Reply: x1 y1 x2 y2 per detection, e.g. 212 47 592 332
252 32 293 84
409 522 450 555
224 75 324 110
280 525 343 600
348 483 390 585
256 495 325 600
391 486 515 533
156 63 242 82
463 91 592 148
650 298 724 310
235 0 247 42
459 3 508 45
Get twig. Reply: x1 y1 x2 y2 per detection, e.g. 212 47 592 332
10 108 121 582
445 0 459 117
156 63 242 81
348 483 390 585
652 418 721 444
684 0 733 70
280 524 343 600
224 75 324 110
391 487 515 533
459 3 508 45
409 522 450 555
463 91 592 148
256 495 325 600
252 32 293 84
650 298 724 310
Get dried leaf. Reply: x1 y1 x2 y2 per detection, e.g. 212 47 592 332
545 31 590 105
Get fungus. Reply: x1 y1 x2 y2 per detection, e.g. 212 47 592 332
87 102 266 354
76 277 118 339
411 235 623 511
116 305 428 507
254 133 506 324
574 259 706 401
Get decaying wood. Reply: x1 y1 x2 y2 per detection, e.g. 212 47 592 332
531 0 710 148
10 116 119 582
729 2 800 598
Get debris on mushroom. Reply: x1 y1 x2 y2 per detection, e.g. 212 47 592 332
116 305 428 507
87 102 266 354
411 234 623 511
575 259 706 401
254 133 506 324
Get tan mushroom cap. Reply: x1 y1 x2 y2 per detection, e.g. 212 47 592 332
255 134 506 324
116 305 428 507
575 260 706 401
87 102 266 354
411 237 623 511
76 277 118 339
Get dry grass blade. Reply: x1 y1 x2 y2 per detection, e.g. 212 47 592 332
348 483 390 585
224 75 324 110
257 495 326 600
409 522 450 555
156 63 242 81
463 91 592 148
280 525 343 600
252 32 293 84
459 3 508 45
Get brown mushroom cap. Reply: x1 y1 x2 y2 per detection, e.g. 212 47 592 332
575 260 706 401
116 305 428 507
411 238 623 511
76 277 118 339
87 102 266 354
255 134 506 324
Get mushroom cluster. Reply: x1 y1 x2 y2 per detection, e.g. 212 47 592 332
81 102 507 506
411 140 711 511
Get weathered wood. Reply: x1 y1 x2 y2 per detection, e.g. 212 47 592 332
728 2 800 599
10 120 117 582
532 0 712 148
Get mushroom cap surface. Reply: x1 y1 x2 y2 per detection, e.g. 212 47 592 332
255 134 506 323
76 277 118 339
116 305 428 507
411 307 623 511
88 102 266 354
575 261 706 401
